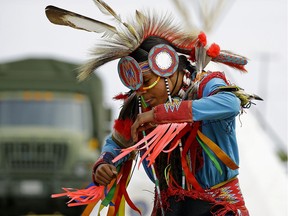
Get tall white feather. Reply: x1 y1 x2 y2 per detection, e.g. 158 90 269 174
45 6 118 38
195 45 211 73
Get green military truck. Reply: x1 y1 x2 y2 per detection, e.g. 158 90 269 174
0 58 111 215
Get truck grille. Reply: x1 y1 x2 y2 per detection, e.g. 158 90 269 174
1 142 68 171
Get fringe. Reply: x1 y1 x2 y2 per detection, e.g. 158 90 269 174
51 185 105 207
152 178 249 216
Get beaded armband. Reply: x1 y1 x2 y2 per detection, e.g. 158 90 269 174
153 100 193 124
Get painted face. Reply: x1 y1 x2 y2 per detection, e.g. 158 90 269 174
138 69 177 107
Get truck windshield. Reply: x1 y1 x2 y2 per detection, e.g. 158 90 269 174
0 92 92 134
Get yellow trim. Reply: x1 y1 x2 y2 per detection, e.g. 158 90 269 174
142 76 161 90
211 177 237 189
23 91 53 101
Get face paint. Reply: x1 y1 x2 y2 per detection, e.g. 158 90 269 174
142 76 161 90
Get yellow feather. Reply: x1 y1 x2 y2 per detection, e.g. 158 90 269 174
135 10 146 25
94 0 122 22
93 0 139 42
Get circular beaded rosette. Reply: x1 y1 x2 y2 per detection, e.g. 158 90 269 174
148 44 179 77
118 56 143 90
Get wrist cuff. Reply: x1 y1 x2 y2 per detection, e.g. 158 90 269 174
153 100 193 124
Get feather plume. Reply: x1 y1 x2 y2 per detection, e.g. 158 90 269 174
45 6 117 37
93 0 122 22
46 4 199 81
214 50 248 65
136 10 147 25
195 46 211 73
76 10 199 81
93 0 140 42
46 2 247 82
171 0 199 31
77 45 131 81
212 50 249 72
217 86 263 108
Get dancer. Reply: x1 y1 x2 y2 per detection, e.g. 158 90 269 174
46 1 262 215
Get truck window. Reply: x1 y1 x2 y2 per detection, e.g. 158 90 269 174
0 92 93 136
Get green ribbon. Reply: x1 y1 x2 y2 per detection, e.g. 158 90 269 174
164 164 171 185
100 182 117 206
196 136 223 175
100 165 122 206
140 95 148 108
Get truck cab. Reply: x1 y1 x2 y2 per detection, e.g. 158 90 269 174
0 58 111 215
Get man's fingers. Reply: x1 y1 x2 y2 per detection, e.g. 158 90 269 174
96 175 110 186
131 110 156 142
94 164 117 186
102 165 117 178
131 118 145 142
98 168 112 180
132 123 155 142
110 166 118 176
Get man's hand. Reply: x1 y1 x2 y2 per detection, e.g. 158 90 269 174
131 109 156 142
94 164 117 186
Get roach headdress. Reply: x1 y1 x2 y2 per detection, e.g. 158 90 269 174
45 0 248 89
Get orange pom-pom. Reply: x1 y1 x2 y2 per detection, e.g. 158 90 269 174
207 43 220 58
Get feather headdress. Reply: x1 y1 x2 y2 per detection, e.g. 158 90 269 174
45 0 248 83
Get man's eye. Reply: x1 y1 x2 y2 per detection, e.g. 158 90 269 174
144 79 150 84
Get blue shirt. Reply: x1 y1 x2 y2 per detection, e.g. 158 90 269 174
101 77 241 189
192 78 240 188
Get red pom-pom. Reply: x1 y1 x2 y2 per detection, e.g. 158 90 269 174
113 119 133 140
207 43 220 58
113 93 129 100
198 32 207 46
